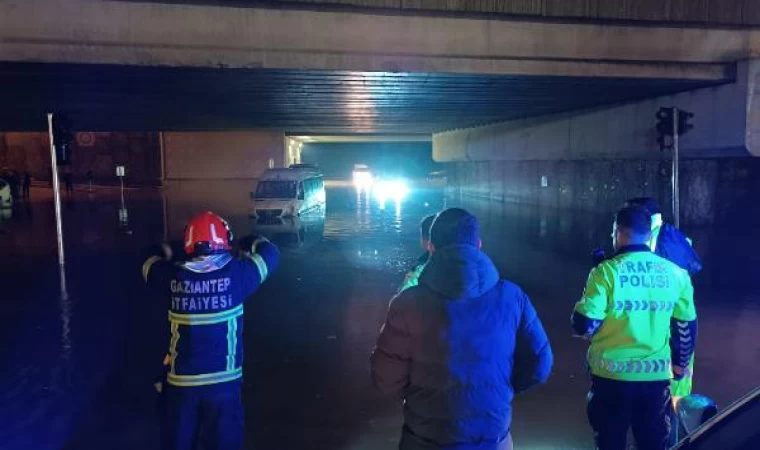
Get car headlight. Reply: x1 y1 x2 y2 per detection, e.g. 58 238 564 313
374 180 410 202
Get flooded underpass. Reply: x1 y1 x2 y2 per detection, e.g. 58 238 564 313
0 185 758 450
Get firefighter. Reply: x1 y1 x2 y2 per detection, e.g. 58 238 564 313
572 206 697 450
398 213 436 293
143 211 279 450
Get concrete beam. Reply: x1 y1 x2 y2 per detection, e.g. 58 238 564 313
433 60 758 161
0 0 751 80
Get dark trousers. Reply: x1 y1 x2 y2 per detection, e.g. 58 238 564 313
161 381 244 450
587 376 671 450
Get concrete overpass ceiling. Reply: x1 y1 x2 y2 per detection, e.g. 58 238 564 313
0 62 726 134
126 0 760 27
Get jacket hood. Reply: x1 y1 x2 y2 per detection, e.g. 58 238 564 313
420 244 500 299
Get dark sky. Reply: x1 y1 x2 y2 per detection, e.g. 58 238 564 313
300 141 437 178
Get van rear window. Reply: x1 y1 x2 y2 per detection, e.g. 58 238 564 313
255 181 297 199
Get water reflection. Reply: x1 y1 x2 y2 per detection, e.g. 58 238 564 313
252 212 325 249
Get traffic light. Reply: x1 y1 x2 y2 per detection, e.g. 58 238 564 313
655 107 694 151
52 114 74 165
656 107 675 151
656 107 675 137
678 110 694 135
657 133 674 151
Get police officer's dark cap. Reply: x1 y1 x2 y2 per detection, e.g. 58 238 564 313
625 197 662 216
615 206 652 236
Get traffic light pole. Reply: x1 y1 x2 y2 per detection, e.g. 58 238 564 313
47 113 68 298
672 108 680 228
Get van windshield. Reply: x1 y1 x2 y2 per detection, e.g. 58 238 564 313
255 181 297 199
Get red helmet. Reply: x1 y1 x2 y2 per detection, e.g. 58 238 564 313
184 211 233 256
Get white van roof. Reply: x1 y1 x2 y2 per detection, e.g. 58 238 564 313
259 168 322 182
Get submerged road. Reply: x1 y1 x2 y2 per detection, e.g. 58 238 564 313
0 185 757 450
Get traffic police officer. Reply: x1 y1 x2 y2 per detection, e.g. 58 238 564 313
143 211 279 450
572 206 697 450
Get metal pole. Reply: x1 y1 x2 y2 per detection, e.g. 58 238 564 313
159 131 166 183
47 113 66 268
48 113 68 299
672 108 680 228
162 190 169 241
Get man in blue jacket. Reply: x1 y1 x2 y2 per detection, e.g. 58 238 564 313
371 208 553 450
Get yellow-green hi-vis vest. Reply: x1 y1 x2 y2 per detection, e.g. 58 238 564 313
575 246 696 382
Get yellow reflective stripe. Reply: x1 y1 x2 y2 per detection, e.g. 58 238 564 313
251 237 267 252
226 318 235 371
649 225 661 252
168 304 243 325
169 322 179 375
590 356 671 375
167 368 243 387
142 256 162 282
250 253 268 282
231 317 238 369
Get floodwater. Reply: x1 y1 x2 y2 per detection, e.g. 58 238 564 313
0 184 758 450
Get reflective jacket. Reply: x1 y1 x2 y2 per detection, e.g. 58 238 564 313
143 237 279 387
371 245 553 450
573 245 697 382
398 252 429 293
648 215 699 396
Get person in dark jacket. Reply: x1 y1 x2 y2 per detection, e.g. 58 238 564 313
63 171 73 195
371 208 553 450
22 171 31 198
624 197 700 400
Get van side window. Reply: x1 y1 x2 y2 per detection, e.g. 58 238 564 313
298 182 305 200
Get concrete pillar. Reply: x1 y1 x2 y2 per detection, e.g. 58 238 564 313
746 59 760 157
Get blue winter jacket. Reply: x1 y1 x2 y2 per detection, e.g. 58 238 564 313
370 245 553 450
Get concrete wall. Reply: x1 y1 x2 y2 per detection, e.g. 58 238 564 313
435 60 757 162
162 131 285 180
435 60 760 226
161 131 286 223
0 132 161 186
445 158 760 226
